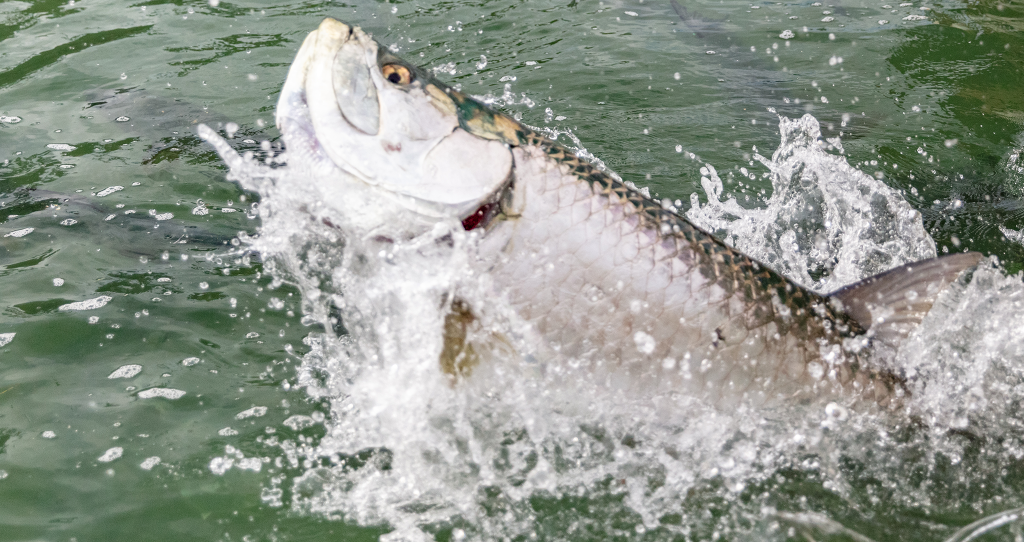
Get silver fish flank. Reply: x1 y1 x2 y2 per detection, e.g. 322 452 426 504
201 18 981 410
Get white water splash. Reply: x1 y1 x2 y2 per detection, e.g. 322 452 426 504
203 114 1024 540
1005 132 1024 196
687 113 935 292
1000 225 1024 246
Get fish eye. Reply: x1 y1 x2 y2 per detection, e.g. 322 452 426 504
382 64 413 85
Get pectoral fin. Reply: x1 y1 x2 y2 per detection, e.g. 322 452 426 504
440 299 480 381
829 252 983 349
439 298 519 383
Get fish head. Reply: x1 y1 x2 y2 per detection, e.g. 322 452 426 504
277 18 519 228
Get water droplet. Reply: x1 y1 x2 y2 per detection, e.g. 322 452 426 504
633 331 656 354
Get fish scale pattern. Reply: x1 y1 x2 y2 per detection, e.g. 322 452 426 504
409 66 903 407
481 127 902 407
529 130 863 342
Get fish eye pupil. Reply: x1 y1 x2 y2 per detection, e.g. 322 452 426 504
382 64 412 85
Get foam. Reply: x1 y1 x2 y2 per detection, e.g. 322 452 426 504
98 447 123 463
686 113 935 293
108 364 142 379
206 113 1021 539
58 295 112 311
137 388 186 400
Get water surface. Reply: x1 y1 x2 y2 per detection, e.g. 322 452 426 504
1 0 1023 540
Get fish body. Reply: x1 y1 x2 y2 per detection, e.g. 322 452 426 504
473 133 977 408
204 18 980 409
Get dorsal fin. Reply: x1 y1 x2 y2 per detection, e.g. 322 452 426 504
829 252 983 348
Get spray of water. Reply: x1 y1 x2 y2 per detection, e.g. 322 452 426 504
686 113 936 293
201 113 1024 540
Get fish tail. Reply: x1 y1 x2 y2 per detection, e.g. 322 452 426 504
828 252 984 349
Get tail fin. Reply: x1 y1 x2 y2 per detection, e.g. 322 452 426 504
829 252 983 348
670 0 717 39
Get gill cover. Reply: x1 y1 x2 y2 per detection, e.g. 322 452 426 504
283 18 513 219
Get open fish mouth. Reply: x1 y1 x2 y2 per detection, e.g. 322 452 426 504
275 18 516 226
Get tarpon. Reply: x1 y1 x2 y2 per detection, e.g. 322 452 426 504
203 18 981 409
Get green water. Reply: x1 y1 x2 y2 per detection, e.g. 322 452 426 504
1 0 1022 540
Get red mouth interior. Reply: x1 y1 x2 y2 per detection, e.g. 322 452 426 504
461 201 499 231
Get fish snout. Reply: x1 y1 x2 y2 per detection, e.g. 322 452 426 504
315 17 353 44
